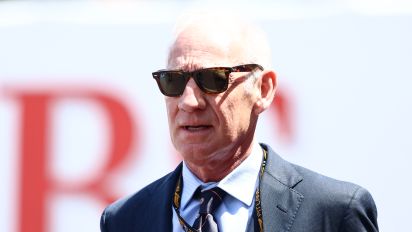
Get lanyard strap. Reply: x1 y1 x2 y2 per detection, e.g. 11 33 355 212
255 148 267 232
172 148 268 232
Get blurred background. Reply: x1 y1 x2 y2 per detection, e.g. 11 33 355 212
1 0 411 231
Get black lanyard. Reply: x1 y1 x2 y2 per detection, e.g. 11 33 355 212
172 148 268 232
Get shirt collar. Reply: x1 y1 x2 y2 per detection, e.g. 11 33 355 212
180 141 263 209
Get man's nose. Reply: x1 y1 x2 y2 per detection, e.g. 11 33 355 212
177 78 206 112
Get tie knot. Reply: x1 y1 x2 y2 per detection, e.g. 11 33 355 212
198 187 226 215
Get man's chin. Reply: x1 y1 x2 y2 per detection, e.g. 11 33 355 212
177 144 234 163
177 144 209 156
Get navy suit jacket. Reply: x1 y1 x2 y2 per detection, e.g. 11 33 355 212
100 143 378 231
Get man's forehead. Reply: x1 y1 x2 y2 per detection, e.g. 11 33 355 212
168 49 232 70
167 27 244 70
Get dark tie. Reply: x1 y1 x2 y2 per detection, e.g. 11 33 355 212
192 187 226 232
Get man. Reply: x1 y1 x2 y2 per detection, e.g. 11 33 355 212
100 13 378 232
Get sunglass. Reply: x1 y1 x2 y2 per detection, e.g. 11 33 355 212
152 64 264 97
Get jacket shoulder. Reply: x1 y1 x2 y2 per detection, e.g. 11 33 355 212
260 143 378 231
292 164 378 231
292 163 363 200
100 164 182 231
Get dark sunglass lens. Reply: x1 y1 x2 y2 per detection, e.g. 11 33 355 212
196 69 228 93
158 72 186 96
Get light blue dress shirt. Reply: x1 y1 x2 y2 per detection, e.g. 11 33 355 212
172 142 263 232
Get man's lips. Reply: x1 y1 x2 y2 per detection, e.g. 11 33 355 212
181 125 212 131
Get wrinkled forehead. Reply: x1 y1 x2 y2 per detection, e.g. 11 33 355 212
167 25 245 71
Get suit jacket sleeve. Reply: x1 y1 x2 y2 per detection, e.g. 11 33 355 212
338 187 378 232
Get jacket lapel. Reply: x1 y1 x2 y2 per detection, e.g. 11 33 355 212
151 163 183 232
259 143 304 232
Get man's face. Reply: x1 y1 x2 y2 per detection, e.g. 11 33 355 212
165 29 260 166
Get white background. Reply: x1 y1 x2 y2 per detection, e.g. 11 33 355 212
1 1 411 231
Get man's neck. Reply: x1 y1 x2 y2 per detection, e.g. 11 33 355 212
185 139 256 182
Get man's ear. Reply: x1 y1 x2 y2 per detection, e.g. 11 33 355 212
253 70 277 115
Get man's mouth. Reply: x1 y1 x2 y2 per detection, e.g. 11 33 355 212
183 125 212 131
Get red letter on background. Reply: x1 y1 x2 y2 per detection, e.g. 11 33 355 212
270 88 295 144
9 88 138 232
